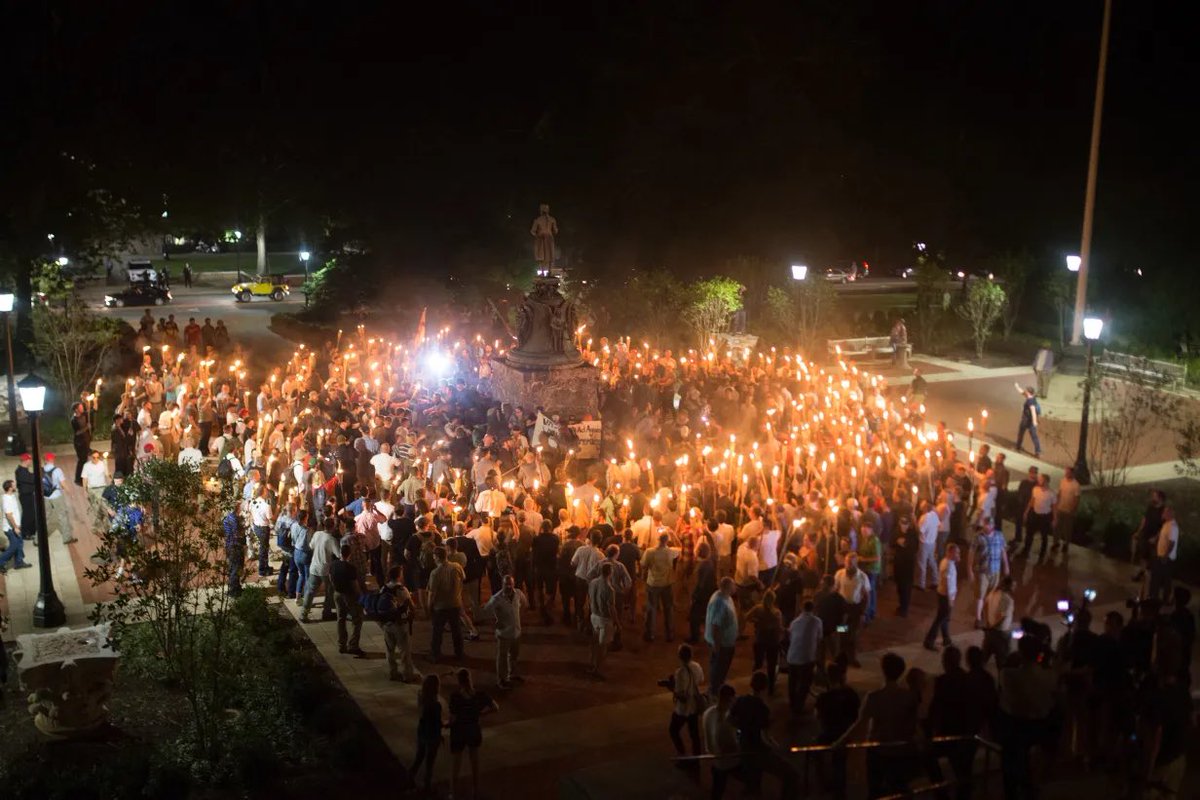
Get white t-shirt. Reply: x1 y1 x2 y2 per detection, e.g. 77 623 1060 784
1158 520 1180 561
3 492 21 532
178 447 204 468
758 528 781 570
374 499 395 542
81 459 111 489
735 542 760 585
249 497 273 528
468 524 495 557
1031 486 1056 515
370 452 398 483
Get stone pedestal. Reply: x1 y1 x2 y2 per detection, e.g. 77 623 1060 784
489 358 600 420
15 624 119 738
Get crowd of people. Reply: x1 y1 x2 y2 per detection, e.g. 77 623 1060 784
9 322 1191 798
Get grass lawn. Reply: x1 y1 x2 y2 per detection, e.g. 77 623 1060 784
147 251 308 275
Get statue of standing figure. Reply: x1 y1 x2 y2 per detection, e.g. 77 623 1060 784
510 276 580 365
531 203 558 269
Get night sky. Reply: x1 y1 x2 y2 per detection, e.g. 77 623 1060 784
3 1 1197 281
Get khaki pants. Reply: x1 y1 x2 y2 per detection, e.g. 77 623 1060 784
496 635 520 683
382 621 418 680
1055 510 1076 547
47 495 75 543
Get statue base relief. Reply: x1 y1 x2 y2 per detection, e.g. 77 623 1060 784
489 357 600 420
15 624 119 738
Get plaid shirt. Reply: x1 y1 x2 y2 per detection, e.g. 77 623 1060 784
974 530 1006 575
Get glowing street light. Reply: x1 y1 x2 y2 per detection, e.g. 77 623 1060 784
1073 316 1105 485
790 264 808 281
17 371 65 628
1066 255 1081 272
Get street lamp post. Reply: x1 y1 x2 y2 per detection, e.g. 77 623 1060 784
0 293 24 456
1070 0 1114 346
1073 317 1105 486
19 372 65 628
299 250 311 307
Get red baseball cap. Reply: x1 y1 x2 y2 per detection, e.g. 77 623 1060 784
19 453 30 461
44 453 56 461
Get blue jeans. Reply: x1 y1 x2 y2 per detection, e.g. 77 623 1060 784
227 545 244 596
1016 422 1041 455
291 550 310 598
865 572 879 621
276 550 295 594
0 529 27 568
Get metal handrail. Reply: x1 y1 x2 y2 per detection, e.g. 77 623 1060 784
671 733 1001 761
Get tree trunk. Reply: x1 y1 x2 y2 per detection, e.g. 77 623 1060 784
255 214 268 277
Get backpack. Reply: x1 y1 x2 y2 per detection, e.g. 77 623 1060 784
42 466 59 496
418 535 437 571
216 455 234 480
359 586 395 620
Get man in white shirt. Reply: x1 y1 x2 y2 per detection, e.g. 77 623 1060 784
734 536 762 611
370 443 399 491
80 450 111 494
1020 474 1056 560
916 500 940 590
834 553 871 667
248 486 275 578
981 575 1015 666
1053 467 1081 554
924 543 959 651
474 478 508 522
0 479 31 572
467 519 496 558
177 439 204 468
1149 506 1180 601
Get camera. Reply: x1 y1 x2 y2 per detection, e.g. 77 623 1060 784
1056 599 1070 613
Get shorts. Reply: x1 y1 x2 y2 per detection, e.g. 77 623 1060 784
449 725 483 753
975 571 1000 600
591 614 614 645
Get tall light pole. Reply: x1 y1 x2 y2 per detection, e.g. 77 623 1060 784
1073 317 1105 485
19 372 65 628
299 250 311 308
0 293 23 455
1071 0 1114 346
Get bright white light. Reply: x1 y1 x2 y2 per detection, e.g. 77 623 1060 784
791 264 808 281
299 250 311 262
0 294 13 313
424 350 452 378
234 230 243 240
56 256 69 266
1083 317 1104 341
18 385 45 413
47 233 55 241
161 210 169 218
1066 255 1081 272
915 242 926 252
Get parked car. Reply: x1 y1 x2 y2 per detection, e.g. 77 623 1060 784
125 258 159 285
105 284 172 307
823 266 856 283
231 278 289 302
